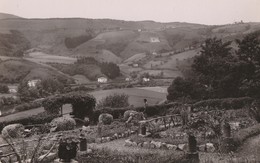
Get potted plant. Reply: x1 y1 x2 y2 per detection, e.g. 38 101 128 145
58 136 79 162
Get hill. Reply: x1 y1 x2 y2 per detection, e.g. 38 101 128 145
0 13 21 19
0 59 73 84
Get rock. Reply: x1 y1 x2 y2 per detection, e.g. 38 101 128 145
153 141 162 149
87 148 93 154
159 131 168 138
198 144 206 152
106 137 111 142
125 139 132 147
143 142 150 148
161 143 168 149
138 142 143 147
114 133 118 139
130 130 135 134
132 142 138 147
121 133 125 138
206 143 215 152
177 144 187 151
166 144 177 150
150 143 156 148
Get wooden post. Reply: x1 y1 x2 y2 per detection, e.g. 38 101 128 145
60 106 63 117
187 134 199 163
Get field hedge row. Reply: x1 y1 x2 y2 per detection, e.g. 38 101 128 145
192 97 254 112
0 112 59 131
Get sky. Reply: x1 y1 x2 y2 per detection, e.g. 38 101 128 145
0 0 260 25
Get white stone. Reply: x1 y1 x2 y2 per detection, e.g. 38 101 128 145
125 139 133 147
166 144 177 150
206 143 215 152
177 144 187 151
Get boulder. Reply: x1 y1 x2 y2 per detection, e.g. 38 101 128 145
177 144 187 151
125 139 133 147
206 143 215 152
166 144 177 150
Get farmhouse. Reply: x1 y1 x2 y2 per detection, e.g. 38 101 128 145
7 85 18 93
28 79 41 87
150 37 160 43
97 76 108 83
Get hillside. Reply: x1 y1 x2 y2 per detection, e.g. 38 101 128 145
1 13 260 80
0 59 73 84
0 13 21 19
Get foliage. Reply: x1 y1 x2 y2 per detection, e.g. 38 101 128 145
167 32 260 101
13 99 43 112
42 91 96 119
123 110 138 120
248 100 260 122
50 117 76 131
18 77 65 102
76 56 99 65
0 84 9 93
0 96 21 106
192 97 254 111
0 112 59 131
77 148 187 163
97 93 129 109
1 124 25 139
0 30 30 57
65 34 93 49
100 62 120 79
98 113 113 125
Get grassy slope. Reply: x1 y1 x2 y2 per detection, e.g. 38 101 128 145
0 59 73 84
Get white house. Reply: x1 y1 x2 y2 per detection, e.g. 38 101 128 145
7 85 18 93
150 37 160 43
142 77 150 82
97 77 108 83
28 79 41 87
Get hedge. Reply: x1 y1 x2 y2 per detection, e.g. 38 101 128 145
192 97 254 112
92 102 180 123
233 123 260 147
13 99 42 112
0 112 59 131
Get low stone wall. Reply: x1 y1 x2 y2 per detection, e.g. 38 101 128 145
124 139 216 152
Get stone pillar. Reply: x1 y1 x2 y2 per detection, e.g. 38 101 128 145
220 122 235 153
139 121 146 135
187 135 199 163
79 137 87 151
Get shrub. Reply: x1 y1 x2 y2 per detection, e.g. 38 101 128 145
0 84 9 93
98 113 113 125
123 110 138 120
2 124 25 138
248 100 260 122
0 112 58 131
50 117 76 131
13 100 42 112
96 93 129 109
42 91 96 119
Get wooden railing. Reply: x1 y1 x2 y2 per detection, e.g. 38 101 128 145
139 114 182 134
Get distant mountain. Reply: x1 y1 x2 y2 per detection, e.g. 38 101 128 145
0 13 22 19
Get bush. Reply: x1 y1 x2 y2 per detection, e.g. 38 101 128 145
0 84 9 93
192 97 254 111
0 112 58 131
98 113 113 125
2 124 25 138
123 110 138 120
96 93 129 109
50 117 76 131
13 100 42 112
42 91 96 119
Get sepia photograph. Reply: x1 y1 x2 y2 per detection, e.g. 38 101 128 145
0 0 260 162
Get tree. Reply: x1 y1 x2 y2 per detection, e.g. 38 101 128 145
100 62 120 79
96 93 129 109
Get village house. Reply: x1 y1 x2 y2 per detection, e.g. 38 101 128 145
28 79 41 87
97 76 108 83
7 85 18 94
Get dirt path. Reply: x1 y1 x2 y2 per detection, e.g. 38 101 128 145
235 134 260 160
